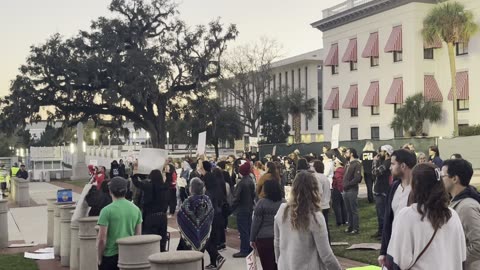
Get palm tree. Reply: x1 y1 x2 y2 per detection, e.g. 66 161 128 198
422 1 478 136
283 89 316 143
390 93 442 136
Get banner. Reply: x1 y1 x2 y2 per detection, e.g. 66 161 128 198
331 124 340 149
196 131 207 156
137 148 168 174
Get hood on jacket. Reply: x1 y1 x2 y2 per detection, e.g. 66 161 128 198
182 161 192 171
452 185 480 204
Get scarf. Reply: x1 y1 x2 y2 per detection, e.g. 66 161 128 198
177 195 214 251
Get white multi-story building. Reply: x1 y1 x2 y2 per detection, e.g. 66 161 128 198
312 0 480 141
220 49 326 143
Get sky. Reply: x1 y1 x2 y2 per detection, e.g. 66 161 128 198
0 0 340 97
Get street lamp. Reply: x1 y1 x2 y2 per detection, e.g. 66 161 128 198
166 131 170 152
70 142 75 154
92 131 97 147
146 132 150 148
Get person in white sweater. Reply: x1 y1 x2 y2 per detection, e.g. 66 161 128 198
387 163 466 270
313 160 332 243
274 171 341 270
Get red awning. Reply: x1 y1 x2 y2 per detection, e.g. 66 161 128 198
384 25 402 53
342 85 358 109
424 75 443 102
424 35 443 49
324 44 339 66
362 32 379 58
342 39 357 62
385 78 403 104
362 81 380 106
448 71 469 100
324 88 340 110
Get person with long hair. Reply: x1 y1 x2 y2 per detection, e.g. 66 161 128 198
361 141 377 203
132 169 170 252
86 179 112 216
257 162 281 198
250 180 284 270
332 157 347 226
313 160 331 243
386 163 466 269
323 151 335 189
428 145 443 168
274 171 341 270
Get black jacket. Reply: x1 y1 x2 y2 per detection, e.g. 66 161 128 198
110 163 120 179
132 176 169 216
343 159 363 192
119 164 126 178
361 151 377 174
231 175 256 213
372 158 391 195
85 186 112 216
16 170 28 180
380 180 402 256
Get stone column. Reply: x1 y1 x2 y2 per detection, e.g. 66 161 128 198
46 198 57 246
54 202 75 257
148 251 204 270
16 177 30 207
0 200 8 248
78 216 99 270
116 235 161 270
70 212 80 270
60 205 76 266
71 122 89 180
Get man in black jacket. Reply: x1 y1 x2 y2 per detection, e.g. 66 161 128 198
371 145 393 239
16 164 29 179
343 148 362 234
378 149 416 267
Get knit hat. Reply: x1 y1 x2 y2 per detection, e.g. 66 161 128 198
381 145 394 156
202 161 212 172
239 161 251 176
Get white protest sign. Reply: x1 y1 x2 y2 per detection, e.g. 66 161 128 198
245 250 258 270
272 145 277 156
249 137 258 147
196 131 207 156
331 124 340 149
137 148 168 174
89 160 98 166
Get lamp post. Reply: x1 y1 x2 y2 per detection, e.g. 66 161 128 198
92 131 97 147
146 132 150 148
166 132 169 152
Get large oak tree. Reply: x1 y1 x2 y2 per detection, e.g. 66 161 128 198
0 0 238 148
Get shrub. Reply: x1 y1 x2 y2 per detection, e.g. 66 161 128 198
459 125 480 136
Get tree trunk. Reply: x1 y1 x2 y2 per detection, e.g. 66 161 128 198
447 42 459 137
293 113 301 143
214 137 219 159
149 111 167 149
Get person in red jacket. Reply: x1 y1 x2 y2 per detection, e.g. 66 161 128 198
332 157 347 226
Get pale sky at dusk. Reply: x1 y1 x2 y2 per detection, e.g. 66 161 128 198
0 0 340 97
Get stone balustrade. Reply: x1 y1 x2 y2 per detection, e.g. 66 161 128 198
148 251 204 270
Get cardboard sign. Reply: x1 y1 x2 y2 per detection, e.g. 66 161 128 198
137 148 168 174
272 145 277 156
196 131 207 156
57 189 73 203
234 139 245 152
331 124 340 149
249 137 258 147
245 249 257 270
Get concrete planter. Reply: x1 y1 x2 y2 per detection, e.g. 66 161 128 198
15 177 30 207
60 205 76 266
116 235 161 270
46 198 57 246
53 202 75 257
78 216 99 270
0 200 8 248
148 251 204 270
70 215 80 270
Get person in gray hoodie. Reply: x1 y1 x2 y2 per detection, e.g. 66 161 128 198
342 148 362 234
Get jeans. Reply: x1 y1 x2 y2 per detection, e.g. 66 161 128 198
322 209 331 244
374 194 387 234
205 213 224 265
343 190 359 231
331 189 347 225
143 212 168 252
364 173 374 203
98 254 119 270
236 211 253 254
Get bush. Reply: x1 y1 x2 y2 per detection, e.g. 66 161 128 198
459 125 480 136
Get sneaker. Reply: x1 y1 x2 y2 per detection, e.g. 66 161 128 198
350 230 359 235
216 255 226 269
232 252 248 258
344 228 352 233
205 264 217 269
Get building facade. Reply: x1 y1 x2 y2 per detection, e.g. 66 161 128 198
312 0 480 141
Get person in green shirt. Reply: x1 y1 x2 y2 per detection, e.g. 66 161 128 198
97 177 142 270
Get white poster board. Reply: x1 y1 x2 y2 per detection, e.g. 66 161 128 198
196 131 207 156
245 250 258 270
272 146 277 156
249 137 258 147
137 148 168 174
331 124 340 149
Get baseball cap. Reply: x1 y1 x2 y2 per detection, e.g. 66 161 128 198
108 177 128 194
381 145 394 156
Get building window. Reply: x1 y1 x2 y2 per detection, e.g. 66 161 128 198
457 99 469 111
424 48 434 59
331 65 339 75
279 73 282 96
298 68 301 89
456 42 468 55
332 110 339 119
370 56 379 67
371 106 380 115
371 126 380 140
394 51 403 62
351 128 358 140
350 61 357 71
394 103 403 113
351 108 358 117
317 66 322 130
273 74 276 94
291 70 295 91
394 127 404 138
285 71 288 93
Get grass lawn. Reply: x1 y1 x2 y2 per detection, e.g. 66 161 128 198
0 254 38 270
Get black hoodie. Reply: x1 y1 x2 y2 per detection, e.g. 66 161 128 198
452 185 480 204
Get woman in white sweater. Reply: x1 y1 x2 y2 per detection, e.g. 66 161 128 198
274 171 341 270
387 163 466 270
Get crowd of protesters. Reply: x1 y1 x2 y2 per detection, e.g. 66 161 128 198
85 141 479 270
